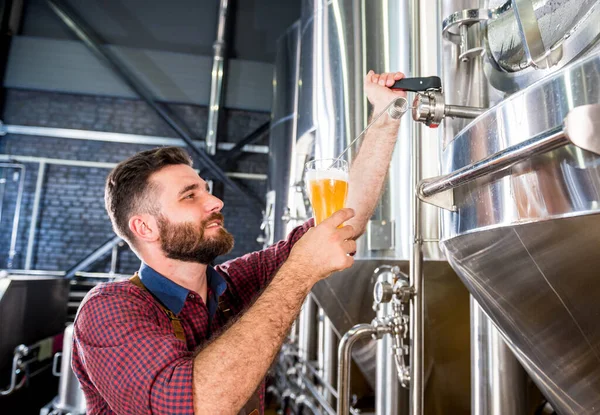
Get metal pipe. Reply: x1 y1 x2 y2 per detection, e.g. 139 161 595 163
444 104 486 119
109 243 119 275
0 344 28 396
300 375 361 415
65 236 123 279
420 127 566 198
282 346 338 400
3 124 268 154
24 161 46 270
0 168 6 224
301 377 336 415
336 324 377 415
0 154 117 169
298 294 318 374
206 0 230 156
0 269 65 276
1 163 25 269
46 0 263 211
295 393 321 415
74 271 130 279
0 155 266 180
219 172 266 181
289 318 299 344
376 271 406 415
317 307 326 370
409 0 424 414
471 298 528 414
213 121 270 168
471 297 490 413
317 308 337 407
320 313 337 407
409 241 424 415
488 320 528 414
282 348 360 415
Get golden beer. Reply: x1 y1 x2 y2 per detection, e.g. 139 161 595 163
305 163 349 224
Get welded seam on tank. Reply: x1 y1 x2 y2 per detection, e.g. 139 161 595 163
513 228 600 364
445 247 584 410
445 245 584 410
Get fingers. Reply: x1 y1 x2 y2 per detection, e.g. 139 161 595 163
342 239 357 254
372 73 379 85
365 70 405 86
367 70 375 83
337 224 356 241
382 73 395 87
323 208 355 228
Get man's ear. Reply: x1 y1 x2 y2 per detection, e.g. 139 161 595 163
129 214 159 243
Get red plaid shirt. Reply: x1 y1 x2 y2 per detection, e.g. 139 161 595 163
72 220 312 414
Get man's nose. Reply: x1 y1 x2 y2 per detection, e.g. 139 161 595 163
205 192 224 213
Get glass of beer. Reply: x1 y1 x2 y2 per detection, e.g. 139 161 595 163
305 159 349 225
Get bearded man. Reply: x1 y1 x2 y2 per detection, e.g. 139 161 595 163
71 71 406 414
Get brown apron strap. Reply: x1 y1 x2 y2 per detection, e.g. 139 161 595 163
130 273 186 342
218 297 236 321
131 274 260 413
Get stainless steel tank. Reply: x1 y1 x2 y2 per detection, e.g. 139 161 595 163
441 52 600 414
293 0 472 413
438 1 532 414
430 1 600 413
264 22 301 247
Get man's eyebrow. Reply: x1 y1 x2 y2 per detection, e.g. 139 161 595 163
178 183 199 197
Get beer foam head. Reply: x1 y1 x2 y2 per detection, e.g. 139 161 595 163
305 168 348 183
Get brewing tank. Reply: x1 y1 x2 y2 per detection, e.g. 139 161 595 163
264 22 301 247
293 0 472 413
434 0 600 413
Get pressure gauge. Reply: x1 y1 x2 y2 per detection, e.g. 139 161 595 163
374 281 393 305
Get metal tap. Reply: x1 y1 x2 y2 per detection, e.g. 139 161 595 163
337 265 414 414
412 90 486 127
373 265 414 308
372 266 412 388
390 76 487 128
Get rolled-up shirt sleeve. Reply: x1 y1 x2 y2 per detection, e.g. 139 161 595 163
73 290 194 414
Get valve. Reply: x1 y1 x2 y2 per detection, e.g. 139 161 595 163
390 77 487 128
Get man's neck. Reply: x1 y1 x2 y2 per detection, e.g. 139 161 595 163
144 256 209 304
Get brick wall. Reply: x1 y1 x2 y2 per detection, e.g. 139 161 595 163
0 89 269 273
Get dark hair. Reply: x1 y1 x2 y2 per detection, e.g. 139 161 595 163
105 146 192 245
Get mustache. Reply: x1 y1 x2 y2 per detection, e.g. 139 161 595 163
201 212 225 228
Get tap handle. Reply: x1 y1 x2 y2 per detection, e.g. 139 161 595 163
391 76 442 92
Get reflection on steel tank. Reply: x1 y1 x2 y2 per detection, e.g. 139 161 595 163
430 0 600 414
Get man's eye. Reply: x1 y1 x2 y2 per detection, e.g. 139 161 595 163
185 193 195 199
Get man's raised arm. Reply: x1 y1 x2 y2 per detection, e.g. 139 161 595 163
345 71 407 237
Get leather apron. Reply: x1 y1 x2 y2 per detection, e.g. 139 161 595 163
130 274 261 415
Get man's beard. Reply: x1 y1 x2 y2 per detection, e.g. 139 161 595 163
157 212 234 264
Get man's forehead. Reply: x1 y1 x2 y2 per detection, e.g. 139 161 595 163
150 164 207 192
